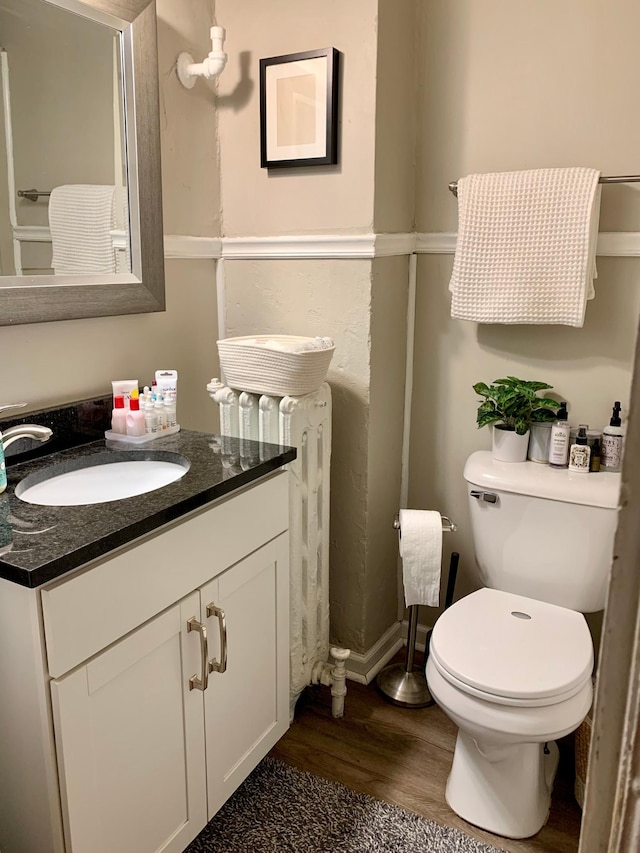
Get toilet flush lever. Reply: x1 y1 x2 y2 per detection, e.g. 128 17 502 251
470 490 498 504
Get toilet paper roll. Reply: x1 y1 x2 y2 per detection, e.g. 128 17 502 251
398 509 443 607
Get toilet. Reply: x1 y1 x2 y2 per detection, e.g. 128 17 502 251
426 450 620 839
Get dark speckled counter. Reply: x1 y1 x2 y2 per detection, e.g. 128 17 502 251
0 430 295 588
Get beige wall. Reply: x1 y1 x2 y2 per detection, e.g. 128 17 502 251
365 255 409 649
157 0 222 237
221 256 409 654
0 0 220 433
222 258 376 651
410 0 640 637
216 0 378 236
216 0 416 654
373 0 416 234
417 0 640 232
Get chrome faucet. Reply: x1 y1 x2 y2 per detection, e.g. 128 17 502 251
0 404 53 451
2 424 53 451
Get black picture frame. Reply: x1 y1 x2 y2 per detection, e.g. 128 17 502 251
259 47 340 169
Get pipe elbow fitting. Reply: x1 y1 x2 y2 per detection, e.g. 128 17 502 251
203 52 228 79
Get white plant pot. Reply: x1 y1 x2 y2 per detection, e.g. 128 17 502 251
492 425 530 463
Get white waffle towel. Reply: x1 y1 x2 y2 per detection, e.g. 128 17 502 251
398 509 443 607
49 184 116 275
449 167 602 327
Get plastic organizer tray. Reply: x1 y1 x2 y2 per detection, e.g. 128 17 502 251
104 425 180 444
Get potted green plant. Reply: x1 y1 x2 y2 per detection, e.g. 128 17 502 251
473 376 560 462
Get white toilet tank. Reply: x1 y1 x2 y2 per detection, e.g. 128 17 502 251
463 451 620 612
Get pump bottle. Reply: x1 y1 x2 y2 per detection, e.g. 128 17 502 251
601 402 624 473
568 425 591 473
549 402 570 468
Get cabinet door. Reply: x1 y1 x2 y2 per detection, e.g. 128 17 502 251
202 533 289 818
50 593 207 853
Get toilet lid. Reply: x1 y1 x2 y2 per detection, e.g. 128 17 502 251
429 588 593 701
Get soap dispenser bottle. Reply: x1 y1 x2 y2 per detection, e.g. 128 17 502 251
549 402 570 468
568 425 591 473
601 401 625 473
0 402 28 494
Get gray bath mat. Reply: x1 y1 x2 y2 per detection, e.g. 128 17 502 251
186 756 507 852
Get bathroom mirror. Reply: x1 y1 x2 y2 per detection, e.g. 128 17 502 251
0 0 164 324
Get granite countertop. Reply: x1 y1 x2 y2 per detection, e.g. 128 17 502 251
0 429 296 588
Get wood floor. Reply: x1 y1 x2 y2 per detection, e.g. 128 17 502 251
269 672 583 853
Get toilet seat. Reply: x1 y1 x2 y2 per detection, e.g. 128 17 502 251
429 588 593 706
429 652 590 707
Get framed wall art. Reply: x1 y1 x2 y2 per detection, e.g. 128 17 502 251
259 47 340 169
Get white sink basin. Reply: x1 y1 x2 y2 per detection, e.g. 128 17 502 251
16 452 190 506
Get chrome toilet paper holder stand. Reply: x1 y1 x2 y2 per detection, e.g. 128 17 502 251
377 513 458 709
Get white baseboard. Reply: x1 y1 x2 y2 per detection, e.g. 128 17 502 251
344 616 435 686
400 617 433 654
344 622 403 685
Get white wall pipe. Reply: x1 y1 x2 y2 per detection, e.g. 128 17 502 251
216 256 227 343
397 252 418 620
177 26 227 89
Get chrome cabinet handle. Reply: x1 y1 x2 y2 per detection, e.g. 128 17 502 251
187 617 209 691
470 490 498 503
206 603 228 674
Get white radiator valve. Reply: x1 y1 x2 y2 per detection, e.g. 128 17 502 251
177 26 227 89
311 647 351 719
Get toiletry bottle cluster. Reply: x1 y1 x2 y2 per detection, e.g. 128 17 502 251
110 371 178 438
548 401 624 473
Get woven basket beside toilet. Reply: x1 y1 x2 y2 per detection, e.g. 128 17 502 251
217 335 335 397
574 680 595 809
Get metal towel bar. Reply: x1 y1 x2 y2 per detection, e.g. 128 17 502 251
448 173 640 197
17 189 51 202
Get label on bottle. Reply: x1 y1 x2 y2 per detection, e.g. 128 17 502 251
601 433 623 471
549 423 570 465
569 444 591 472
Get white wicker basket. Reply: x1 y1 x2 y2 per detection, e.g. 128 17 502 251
217 335 335 397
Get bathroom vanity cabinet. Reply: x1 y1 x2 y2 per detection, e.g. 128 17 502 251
0 463 291 853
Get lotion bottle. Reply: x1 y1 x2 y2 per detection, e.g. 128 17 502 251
111 395 127 434
126 398 146 437
549 402 570 468
568 425 591 473
601 402 624 473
